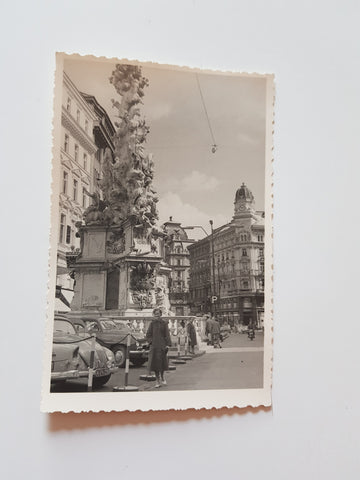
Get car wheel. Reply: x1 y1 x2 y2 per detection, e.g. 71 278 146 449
131 358 146 367
113 346 126 367
92 374 111 388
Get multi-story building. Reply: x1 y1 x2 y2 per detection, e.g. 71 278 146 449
55 73 115 311
80 93 115 198
162 217 195 316
188 183 265 327
188 237 211 315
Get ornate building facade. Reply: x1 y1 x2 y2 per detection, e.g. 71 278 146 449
162 217 195 316
56 73 115 311
188 237 211 315
188 183 265 327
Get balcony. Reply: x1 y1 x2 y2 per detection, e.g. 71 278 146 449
169 291 190 302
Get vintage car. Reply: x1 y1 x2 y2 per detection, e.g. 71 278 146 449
76 317 149 368
53 316 117 387
112 319 150 348
51 341 80 383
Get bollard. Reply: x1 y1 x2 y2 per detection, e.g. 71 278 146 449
177 335 181 357
87 334 96 392
113 334 139 392
124 332 131 387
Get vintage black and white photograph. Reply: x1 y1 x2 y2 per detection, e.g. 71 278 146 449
42 53 273 412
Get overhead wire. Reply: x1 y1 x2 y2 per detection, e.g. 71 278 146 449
195 73 217 152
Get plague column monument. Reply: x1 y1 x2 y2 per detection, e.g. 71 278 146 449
67 65 171 316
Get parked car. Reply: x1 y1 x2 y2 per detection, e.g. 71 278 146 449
77 317 149 368
112 319 150 349
51 341 80 384
53 316 117 387
237 324 248 334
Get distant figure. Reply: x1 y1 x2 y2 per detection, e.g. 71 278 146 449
247 318 256 341
205 314 212 345
146 308 172 388
186 318 197 354
211 317 222 348
178 320 186 347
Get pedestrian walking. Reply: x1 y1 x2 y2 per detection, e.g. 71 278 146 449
247 317 256 341
146 308 172 388
211 316 222 348
205 314 212 345
186 318 197 354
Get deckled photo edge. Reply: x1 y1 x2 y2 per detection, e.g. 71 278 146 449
41 53 274 413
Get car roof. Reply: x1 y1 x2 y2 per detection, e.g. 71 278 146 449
69 318 86 327
54 315 72 323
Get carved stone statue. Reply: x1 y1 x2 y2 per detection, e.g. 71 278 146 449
98 65 159 234
83 189 107 225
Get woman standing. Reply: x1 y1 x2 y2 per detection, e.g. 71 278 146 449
146 308 172 388
186 318 197 354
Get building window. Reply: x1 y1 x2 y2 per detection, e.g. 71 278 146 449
66 225 71 244
241 261 249 272
66 97 71 112
59 214 66 243
177 259 181 266
258 235 263 242
85 119 89 133
62 171 68 194
243 281 249 289
82 187 87 208
73 179 78 202
64 134 69 152
76 109 80 122
74 144 79 162
242 249 247 256
260 261 264 272
83 153 87 171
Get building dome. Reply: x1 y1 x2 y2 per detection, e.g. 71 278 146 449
235 183 254 203
162 217 189 240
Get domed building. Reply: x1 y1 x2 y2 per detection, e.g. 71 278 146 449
188 183 265 327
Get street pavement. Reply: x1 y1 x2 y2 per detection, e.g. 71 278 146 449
51 331 264 393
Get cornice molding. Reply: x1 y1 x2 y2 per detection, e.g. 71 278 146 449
63 73 98 120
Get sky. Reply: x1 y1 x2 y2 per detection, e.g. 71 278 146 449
64 57 266 239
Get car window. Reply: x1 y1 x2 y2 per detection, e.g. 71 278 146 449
54 319 76 335
115 321 128 329
115 322 131 333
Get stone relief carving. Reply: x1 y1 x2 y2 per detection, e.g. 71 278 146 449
106 229 125 254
